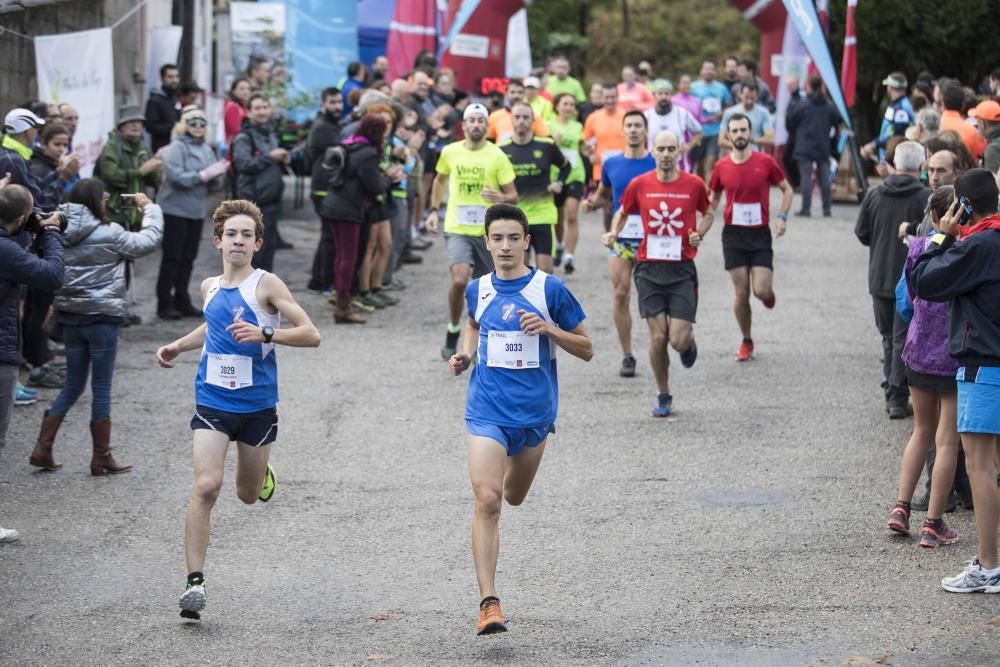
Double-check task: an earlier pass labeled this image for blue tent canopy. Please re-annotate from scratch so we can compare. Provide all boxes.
[357,0,394,66]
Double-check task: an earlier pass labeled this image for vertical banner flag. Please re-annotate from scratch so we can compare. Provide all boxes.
[841,0,858,108]
[440,0,523,94]
[144,26,184,107]
[773,15,810,146]
[34,27,115,178]
[780,0,852,130]
[386,0,438,81]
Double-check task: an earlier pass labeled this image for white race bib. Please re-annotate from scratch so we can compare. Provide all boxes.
[702,97,721,115]
[601,149,623,164]
[646,234,682,261]
[487,330,540,370]
[620,214,645,240]
[456,205,486,228]
[206,353,253,390]
[732,202,763,227]
[561,148,579,168]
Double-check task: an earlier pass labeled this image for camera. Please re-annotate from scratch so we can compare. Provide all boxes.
[24,209,68,234]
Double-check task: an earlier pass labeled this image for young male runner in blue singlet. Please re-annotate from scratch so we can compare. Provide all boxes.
[448,203,593,635]
[156,200,321,620]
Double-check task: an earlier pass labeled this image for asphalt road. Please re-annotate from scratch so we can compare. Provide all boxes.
[2,189,998,666]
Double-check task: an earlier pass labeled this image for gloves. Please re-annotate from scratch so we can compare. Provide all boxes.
[199,160,229,183]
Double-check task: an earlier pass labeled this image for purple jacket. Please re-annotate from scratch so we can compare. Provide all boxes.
[902,236,957,377]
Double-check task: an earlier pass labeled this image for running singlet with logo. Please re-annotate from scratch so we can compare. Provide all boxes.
[437,141,516,237]
[619,170,709,262]
[464,269,586,427]
[196,269,281,412]
[545,118,586,185]
[601,153,656,241]
[709,151,785,228]
[501,137,569,226]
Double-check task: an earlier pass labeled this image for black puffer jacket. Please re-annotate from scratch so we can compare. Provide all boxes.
[0,226,64,365]
[318,139,389,223]
[231,122,284,206]
[788,92,839,162]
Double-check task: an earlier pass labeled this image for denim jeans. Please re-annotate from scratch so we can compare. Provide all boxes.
[0,363,17,460]
[49,322,119,421]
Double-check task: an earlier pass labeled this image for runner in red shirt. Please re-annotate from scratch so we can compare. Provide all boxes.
[604,130,714,417]
[708,113,794,361]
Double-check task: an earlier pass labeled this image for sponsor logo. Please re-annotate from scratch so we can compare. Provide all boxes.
[501,302,516,321]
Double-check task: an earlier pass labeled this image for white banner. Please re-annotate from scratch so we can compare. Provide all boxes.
[34,27,115,179]
[144,26,183,104]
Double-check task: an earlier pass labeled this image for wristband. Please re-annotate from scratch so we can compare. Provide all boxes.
[778,212,788,222]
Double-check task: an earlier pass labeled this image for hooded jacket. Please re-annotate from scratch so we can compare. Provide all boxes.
[158,132,224,219]
[318,139,390,223]
[912,225,1000,366]
[0,226,64,366]
[787,92,839,162]
[231,121,284,207]
[97,131,162,229]
[54,202,163,319]
[145,86,182,153]
[854,174,931,298]
[0,134,65,211]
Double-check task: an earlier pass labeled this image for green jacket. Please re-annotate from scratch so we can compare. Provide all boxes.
[97,131,162,229]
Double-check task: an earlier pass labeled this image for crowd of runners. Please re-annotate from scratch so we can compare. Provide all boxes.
[2,51,1000,637]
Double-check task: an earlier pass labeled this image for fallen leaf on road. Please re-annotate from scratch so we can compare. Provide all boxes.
[844,657,891,665]
[988,618,1000,627]
[369,613,401,621]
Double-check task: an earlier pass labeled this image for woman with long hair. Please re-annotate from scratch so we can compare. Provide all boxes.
[224,78,252,146]
[547,93,585,273]
[29,178,163,475]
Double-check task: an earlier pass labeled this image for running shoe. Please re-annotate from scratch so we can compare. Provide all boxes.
[476,597,507,636]
[919,519,959,548]
[442,330,460,360]
[887,503,910,535]
[651,392,672,418]
[564,257,575,274]
[554,245,564,267]
[351,297,377,313]
[179,581,207,619]
[0,526,19,543]
[28,366,63,389]
[761,291,776,309]
[619,354,636,378]
[258,464,276,502]
[736,340,754,362]
[941,558,1000,593]
[680,340,698,368]
[373,291,400,307]
[358,294,386,310]
[15,383,37,406]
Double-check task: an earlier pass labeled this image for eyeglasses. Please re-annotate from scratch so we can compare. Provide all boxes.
[187,119,207,128]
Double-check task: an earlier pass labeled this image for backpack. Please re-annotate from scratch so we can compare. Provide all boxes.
[316,145,348,191]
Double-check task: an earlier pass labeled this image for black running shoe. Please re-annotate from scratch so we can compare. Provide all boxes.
[680,340,698,368]
[620,355,636,377]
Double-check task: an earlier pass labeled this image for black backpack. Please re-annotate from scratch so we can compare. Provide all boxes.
[316,145,348,191]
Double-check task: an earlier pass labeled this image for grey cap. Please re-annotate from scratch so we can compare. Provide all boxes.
[116,104,146,127]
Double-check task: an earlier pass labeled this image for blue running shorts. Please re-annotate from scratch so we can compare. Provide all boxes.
[466,419,555,456]
[956,366,1000,435]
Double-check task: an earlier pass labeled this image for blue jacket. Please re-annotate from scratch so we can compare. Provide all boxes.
[876,96,914,158]
[0,226,65,366]
[0,136,66,212]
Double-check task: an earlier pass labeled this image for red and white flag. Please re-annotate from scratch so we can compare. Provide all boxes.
[841,0,858,108]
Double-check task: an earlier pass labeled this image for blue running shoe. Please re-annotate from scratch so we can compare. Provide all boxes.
[651,392,672,418]
[941,558,1000,593]
[15,383,37,406]
[680,340,698,368]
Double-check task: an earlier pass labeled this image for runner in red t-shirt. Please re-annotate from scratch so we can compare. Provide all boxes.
[708,113,794,361]
[604,130,714,417]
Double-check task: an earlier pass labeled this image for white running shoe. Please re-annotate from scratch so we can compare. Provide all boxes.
[0,526,19,543]
[941,558,1000,593]
[179,583,207,618]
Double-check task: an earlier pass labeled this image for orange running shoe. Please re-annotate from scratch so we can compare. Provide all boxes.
[736,339,754,362]
[476,597,507,636]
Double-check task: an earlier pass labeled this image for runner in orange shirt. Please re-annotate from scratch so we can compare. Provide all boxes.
[487,79,549,144]
[582,84,626,231]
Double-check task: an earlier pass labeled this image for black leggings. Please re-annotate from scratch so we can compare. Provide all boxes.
[157,214,204,309]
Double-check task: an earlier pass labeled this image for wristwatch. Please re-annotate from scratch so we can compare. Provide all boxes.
[261,326,274,344]
[778,212,788,221]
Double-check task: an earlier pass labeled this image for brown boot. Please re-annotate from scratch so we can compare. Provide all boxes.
[333,295,367,324]
[89,418,132,476]
[29,411,64,471]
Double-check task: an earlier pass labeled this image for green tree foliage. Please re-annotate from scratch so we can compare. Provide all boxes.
[527,0,758,83]
[826,0,1000,142]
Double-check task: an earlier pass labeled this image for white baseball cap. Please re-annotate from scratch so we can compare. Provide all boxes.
[523,76,541,89]
[463,103,489,120]
[4,108,45,134]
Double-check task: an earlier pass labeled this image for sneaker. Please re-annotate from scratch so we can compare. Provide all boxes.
[919,519,959,548]
[382,278,407,291]
[0,526,19,543]
[619,354,636,377]
[178,581,207,619]
[351,297,376,313]
[157,308,183,320]
[28,366,63,389]
[372,291,400,307]
[795,209,811,217]
[409,237,433,251]
[735,340,754,362]
[358,294,386,310]
[442,330,460,360]
[564,257,575,274]
[554,245,564,267]
[680,340,698,368]
[14,383,37,406]
[941,558,1000,593]
[888,403,913,420]
[887,503,910,535]
[258,464,276,502]
[651,392,672,418]
[326,289,338,305]
[476,597,507,636]
[398,251,423,264]
[761,291,775,309]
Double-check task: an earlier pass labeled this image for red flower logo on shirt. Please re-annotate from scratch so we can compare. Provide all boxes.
[648,202,684,236]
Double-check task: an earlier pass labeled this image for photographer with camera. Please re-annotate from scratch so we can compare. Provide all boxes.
[29,179,162,476]
[911,168,1000,594]
[0,183,65,543]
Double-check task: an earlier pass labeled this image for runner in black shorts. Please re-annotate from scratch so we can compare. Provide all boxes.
[605,130,714,417]
[708,113,793,361]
